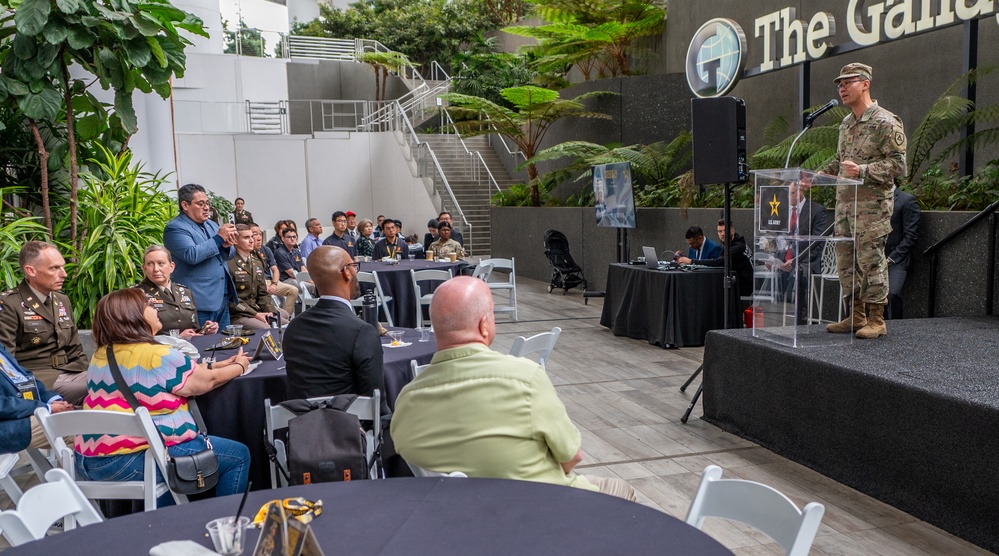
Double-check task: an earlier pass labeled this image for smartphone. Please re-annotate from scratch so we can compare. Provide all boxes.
[227,212,235,225]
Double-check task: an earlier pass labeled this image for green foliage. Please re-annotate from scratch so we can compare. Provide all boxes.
[491,183,537,206]
[906,68,999,182]
[357,50,412,101]
[451,36,535,108]
[444,86,614,205]
[206,190,234,223]
[0,201,49,288]
[54,145,176,327]
[907,162,999,211]
[750,104,845,171]
[292,0,493,71]
[504,0,666,79]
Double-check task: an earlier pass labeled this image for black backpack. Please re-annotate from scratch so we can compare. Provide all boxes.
[279,396,373,484]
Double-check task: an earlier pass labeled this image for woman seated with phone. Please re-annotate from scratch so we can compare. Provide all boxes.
[136,245,219,338]
[74,288,251,505]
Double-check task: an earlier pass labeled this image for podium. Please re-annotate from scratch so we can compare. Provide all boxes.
[749,168,860,347]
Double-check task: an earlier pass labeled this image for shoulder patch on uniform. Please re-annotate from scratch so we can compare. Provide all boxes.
[0,289,14,297]
[894,131,904,146]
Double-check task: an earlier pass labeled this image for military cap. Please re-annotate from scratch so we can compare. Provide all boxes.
[834,63,872,83]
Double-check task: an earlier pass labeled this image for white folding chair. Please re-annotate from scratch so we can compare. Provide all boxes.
[0,452,25,504]
[686,465,825,556]
[509,327,561,371]
[296,270,318,310]
[350,271,395,327]
[407,464,467,478]
[0,468,102,546]
[481,257,517,320]
[471,262,495,282]
[411,269,453,329]
[410,359,429,379]
[264,390,382,488]
[753,251,781,303]
[809,241,847,325]
[35,406,186,515]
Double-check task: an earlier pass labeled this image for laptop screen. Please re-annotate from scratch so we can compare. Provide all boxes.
[642,246,659,269]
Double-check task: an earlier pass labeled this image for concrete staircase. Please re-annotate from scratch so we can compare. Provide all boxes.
[416,133,519,257]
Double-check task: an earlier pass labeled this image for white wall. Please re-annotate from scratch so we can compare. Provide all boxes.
[175,132,437,235]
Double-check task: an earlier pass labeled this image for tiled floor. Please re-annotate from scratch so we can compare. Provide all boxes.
[1,276,990,554]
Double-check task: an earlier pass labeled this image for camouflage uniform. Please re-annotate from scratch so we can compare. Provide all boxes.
[823,102,907,305]
[428,238,465,260]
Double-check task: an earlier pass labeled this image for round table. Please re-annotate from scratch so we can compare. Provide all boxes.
[16,478,734,555]
[191,329,436,489]
[359,259,467,327]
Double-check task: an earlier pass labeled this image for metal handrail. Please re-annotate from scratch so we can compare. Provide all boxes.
[429,61,450,81]
[441,109,502,196]
[390,102,474,254]
[488,127,528,163]
[922,198,999,317]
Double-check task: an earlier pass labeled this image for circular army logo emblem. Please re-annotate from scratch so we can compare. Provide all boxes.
[686,18,748,98]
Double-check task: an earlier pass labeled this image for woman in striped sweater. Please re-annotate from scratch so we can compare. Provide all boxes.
[74,288,251,504]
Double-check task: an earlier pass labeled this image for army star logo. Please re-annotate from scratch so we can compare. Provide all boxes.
[769,194,781,216]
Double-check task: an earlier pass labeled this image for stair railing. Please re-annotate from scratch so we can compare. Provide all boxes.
[922,198,999,316]
[440,109,502,197]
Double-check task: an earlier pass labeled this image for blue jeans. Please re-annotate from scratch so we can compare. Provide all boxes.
[76,435,250,506]
[198,306,231,330]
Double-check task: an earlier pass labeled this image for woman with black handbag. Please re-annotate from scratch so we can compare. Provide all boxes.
[74,288,251,504]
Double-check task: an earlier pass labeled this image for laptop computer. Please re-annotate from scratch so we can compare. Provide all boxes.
[642,246,661,269]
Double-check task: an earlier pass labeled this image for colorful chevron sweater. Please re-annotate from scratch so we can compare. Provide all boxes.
[75,343,198,456]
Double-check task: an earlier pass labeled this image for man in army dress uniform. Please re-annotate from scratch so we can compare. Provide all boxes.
[0,242,88,405]
[137,245,220,338]
[822,63,907,339]
[227,225,289,330]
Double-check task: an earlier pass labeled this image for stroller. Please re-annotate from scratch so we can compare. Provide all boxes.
[543,229,588,294]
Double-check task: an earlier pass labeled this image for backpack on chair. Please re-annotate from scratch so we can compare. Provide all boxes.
[280,396,371,484]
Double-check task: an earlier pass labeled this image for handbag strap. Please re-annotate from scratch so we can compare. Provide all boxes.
[105,344,210,439]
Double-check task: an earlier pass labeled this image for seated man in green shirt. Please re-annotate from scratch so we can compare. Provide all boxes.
[391,276,635,500]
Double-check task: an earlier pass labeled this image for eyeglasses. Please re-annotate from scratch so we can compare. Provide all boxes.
[340,262,361,272]
[334,219,347,224]
[189,200,211,208]
[284,234,298,240]
[836,78,864,90]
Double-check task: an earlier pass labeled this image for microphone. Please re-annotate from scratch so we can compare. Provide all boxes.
[804,99,839,127]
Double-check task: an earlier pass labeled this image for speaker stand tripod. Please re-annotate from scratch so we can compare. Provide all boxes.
[680,182,737,424]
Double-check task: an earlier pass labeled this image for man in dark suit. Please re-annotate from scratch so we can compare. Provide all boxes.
[886,188,920,319]
[163,183,238,329]
[777,181,829,321]
[283,246,384,402]
[0,343,73,454]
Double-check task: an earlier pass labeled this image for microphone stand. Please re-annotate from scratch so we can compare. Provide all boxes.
[785,118,817,168]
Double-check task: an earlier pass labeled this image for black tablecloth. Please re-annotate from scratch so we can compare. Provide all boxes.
[191,329,436,489]
[600,264,739,348]
[359,259,467,327]
[17,478,733,555]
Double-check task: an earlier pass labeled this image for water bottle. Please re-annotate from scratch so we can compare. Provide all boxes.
[362,291,379,330]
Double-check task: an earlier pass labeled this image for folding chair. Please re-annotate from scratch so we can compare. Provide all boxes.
[686,465,825,556]
[296,270,318,310]
[0,452,25,504]
[350,271,395,326]
[0,468,102,546]
[509,327,562,371]
[410,359,429,379]
[35,406,186,516]
[809,241,846,325]
[264,390,382,488]
[480,257,517,320]
[471,262,495,282]
[411,269,453,329]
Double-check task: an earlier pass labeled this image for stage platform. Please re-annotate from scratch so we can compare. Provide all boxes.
[701,317,999,553]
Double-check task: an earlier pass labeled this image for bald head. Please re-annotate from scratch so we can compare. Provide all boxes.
[307,246,357,299]
[430,276,495,349]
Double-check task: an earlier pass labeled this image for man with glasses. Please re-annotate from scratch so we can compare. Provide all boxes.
[164,183,239,330]
[275,227,306,284]
[323,211,357,259]
[283,246,384,403]
[250,224,299,316]
[823,63,907,339]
